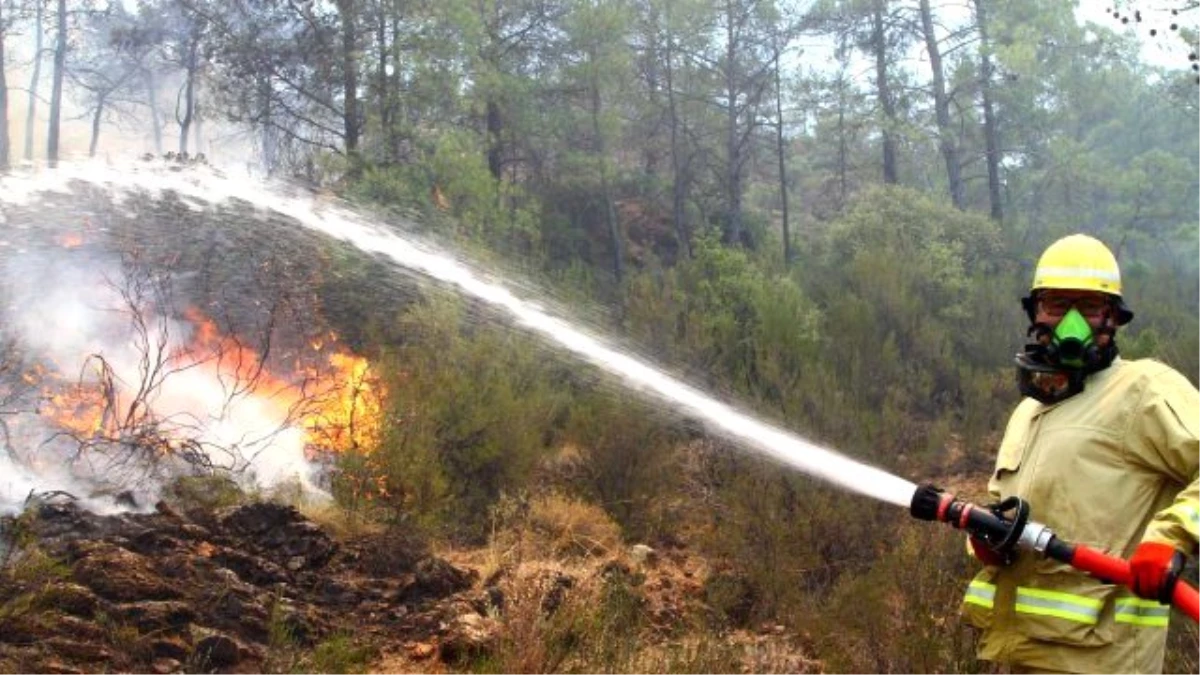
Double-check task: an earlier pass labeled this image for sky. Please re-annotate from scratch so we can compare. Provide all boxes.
[1076,1,1199,68]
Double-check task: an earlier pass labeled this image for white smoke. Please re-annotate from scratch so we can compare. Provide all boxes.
[0,249,145,514]
[0,221,327,516]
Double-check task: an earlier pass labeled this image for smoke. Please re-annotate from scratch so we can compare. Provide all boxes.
[2,161,917,520]
[0,249,139,514]
[4,250,134,369]
[0,210,326,516]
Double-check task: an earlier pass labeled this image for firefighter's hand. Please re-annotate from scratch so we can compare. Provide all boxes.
[969,536,1010,567]
[1129,541,1184,603]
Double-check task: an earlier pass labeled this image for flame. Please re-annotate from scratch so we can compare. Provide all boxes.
[53,216,96,248]
[174,307,299,413]
[33,307,384,463]
[41,380,109,438]
[299,351,383,456]
[174,307,384,456]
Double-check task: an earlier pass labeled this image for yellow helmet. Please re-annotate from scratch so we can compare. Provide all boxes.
[1031,234,1123,295]
[1023,234,1134,325]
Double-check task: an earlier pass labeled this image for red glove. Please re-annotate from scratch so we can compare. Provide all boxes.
[970,536,1009,567]
[1129,541,1184,602]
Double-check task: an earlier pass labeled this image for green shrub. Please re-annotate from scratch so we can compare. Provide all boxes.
[306,633,376,674]
[341,294,569,542]
[161,475,247,513]
[803,524,981,673]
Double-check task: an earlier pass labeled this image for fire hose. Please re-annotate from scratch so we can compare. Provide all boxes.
[910,484,1199,622]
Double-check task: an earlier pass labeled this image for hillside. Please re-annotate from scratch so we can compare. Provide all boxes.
[0,485,821,674]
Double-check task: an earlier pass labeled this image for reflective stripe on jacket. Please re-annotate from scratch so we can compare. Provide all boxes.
[967,579,1170,626]
[963,358,1199,674]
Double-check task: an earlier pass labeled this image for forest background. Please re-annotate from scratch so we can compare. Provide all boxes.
[0,0,1197,671]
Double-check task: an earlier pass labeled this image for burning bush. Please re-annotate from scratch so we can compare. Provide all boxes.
[1,243,384,511]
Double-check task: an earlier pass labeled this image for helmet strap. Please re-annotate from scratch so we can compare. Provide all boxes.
[1021,294,1038,323]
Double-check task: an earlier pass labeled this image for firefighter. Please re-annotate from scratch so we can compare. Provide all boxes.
[962,234,1199,673]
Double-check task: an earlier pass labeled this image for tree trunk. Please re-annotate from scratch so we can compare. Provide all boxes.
[47,0,67,165]
[837,80,848,205]
[724,0,743,245]
[89,95,106,157]
[590,61,622,283]
[0,1,9,170]
[974,0,1003,221]
[178,36,197,154]
[871,0,897,184]
[337,0,360,161]
[835,34,850,207]
[259,74,275,172]
[375,5,392,163]
[389,7,403,162]
[145,70,162,154]
[664,20,690,259]
[486,99,503,180]
[919,0,963,208]
[25,0,43,161]
[640,5,662,177]
[773,35,790,264]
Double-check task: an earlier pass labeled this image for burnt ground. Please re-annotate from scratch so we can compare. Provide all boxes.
[0,495,820,674]
[0,497,479,674]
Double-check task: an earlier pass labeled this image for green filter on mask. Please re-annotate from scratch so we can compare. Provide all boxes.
[1052,308,1095,368]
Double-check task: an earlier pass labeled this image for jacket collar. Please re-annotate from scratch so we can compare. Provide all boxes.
[1028,357,1125,417]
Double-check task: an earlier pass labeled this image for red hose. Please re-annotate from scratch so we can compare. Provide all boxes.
[1073,545,1199,622]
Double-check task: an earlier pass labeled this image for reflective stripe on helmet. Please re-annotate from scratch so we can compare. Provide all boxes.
[1034,266,1121,284]
[964,580,996,608]
[1114,597,1170,627]
[1014,587,1103,624]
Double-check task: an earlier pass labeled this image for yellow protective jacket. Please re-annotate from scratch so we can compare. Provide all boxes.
[963,358,1199,674]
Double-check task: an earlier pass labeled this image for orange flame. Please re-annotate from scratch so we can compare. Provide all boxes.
[55,233,85,248]
[53,217,96,249]
[34,307,384,458]
[175,307,383,456]
[41,382,109,438]
[299,351,383,455]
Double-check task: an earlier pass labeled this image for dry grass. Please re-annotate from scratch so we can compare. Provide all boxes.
[479,564,816,674]
[484,568,599,673]
[376,490,829,675]
[299,501,388,541]
[468,492,623,585]
[527,493,623,559]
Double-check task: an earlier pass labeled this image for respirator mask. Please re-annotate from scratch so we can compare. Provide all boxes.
[1015,307,1117,405]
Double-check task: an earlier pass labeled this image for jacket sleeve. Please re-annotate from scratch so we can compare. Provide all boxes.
[1129,367,1199,553]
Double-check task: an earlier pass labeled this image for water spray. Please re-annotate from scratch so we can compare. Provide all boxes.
[1,162,1194,624]
[910,484,1199,621]
[0,161,915,508]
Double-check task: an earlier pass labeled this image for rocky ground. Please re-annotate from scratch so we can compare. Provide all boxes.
[0,495,817,674]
